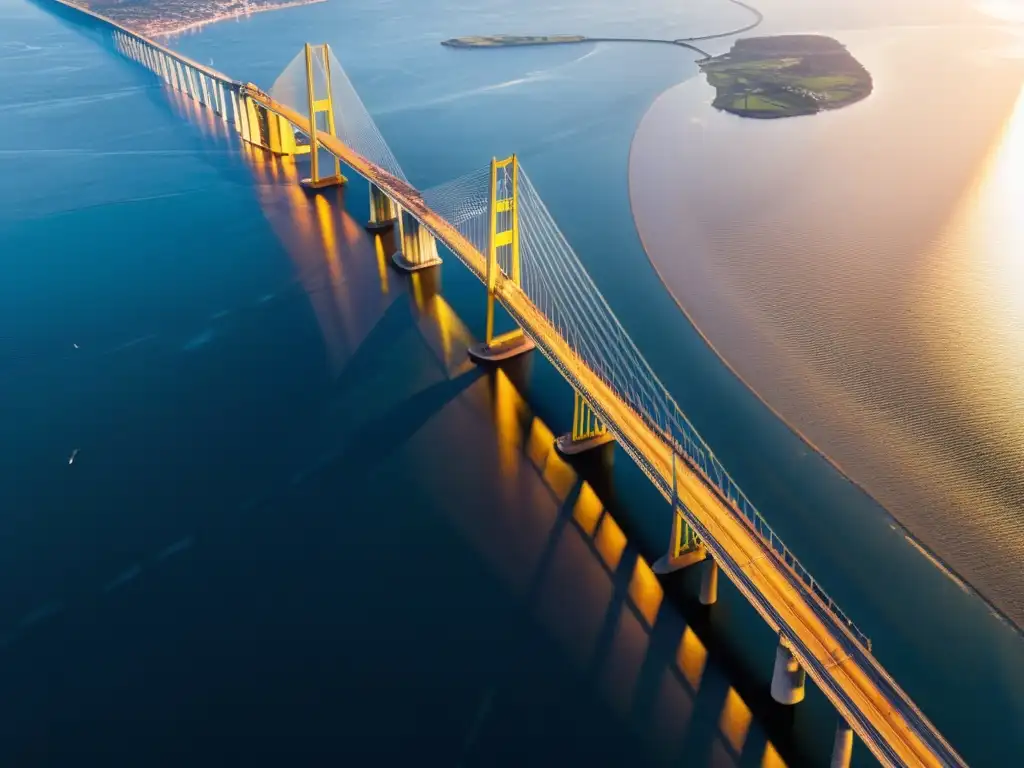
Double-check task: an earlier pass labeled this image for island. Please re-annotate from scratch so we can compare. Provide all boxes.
[442,35,586,48]
[699,35,872,118]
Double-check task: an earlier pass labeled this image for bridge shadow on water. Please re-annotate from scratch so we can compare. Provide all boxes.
[0,49,824,767]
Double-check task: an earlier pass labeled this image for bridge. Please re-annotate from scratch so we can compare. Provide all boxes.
[48,3,968,766]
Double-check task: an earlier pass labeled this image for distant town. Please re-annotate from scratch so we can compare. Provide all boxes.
[72,0,324,37]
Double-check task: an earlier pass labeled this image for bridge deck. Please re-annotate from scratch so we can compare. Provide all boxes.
[252,93,964,768]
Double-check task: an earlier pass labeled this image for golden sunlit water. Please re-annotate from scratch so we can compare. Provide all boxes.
[630,22,1024,625]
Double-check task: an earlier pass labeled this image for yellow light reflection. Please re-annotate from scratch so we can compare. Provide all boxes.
[429,294,477,377]
[492,368,523,493]
[572,482,603,535]
[913,77,1024,543]
[278,158,317,240]
[409,271,425,312]
[373,235,389,295]
[313,195,341,286]
[719,687,753,755]
[761,741,788,768]
[254,156,349,375]
[526,416,557,470]
[593,512,626,572]
[959,82,1024,388]
[627,555,663,628]
[337,204,366,251]
[540,450,577,503]
[433,298,452,366]
[676,626,707,690]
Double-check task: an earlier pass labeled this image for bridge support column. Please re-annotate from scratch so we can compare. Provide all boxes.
[165,56,177,89]
[230,88,241,133]
[365,183,398,231]
[174,61,187,94]
[234,92,249,141]
[652,508,706,574]
[770,636,806,705]
[264,109,297,155]
[653,453,708,575]
[392,208,442,272]
[556,390,614,455]
[184,65,198,100]
[199,73,212,108]
[164,56,176,89]
[217,82,228,122]
[830,718,854,768]
[469,154,535,364]
[699,558,718,605]
[246,97,265,146]
[300,42,346,190]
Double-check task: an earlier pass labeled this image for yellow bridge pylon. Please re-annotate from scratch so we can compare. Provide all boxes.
[555,389,615,456]
[468,154,535,363]
[300,42,346,190]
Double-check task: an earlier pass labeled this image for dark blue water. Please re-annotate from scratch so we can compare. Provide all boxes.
[2,0,1022,765]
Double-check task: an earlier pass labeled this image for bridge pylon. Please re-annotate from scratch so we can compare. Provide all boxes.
[299,43,346,190]
[468,154,536,363]
[653,453,708,577]
[555,390,615,455]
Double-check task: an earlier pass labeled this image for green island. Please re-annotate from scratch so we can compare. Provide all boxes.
[699,35,872,118]
[442,34,586,48]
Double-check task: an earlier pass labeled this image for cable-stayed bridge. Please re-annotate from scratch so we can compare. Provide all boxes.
[47,3,968,766]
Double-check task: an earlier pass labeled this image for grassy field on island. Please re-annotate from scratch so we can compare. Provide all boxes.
[700,35,873,118]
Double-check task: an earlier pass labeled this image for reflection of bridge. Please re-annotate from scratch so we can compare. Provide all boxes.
[50,3,967,766]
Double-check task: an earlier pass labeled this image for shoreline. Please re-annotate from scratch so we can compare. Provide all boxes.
[624,81,1024,640]
[679,0,764,42]
[143,0,326,39]
[442,0,764,60]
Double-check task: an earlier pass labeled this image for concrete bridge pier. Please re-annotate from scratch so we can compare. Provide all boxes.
[233,95,298,157]
[217,82,228,122]
[264,110,297,155]
[163,55,178,91]
[770,635,806,705]
[699,558,718,605]
[229,88,242,133]
[201,74,216,110]
[830,718,854,768]
[174,61,187,95]
[652,508,706,575]
[365,183,398,231]
[467,330,536,363]
[392,208,442,272]
[234,92,250,143]
[555,391,614,456]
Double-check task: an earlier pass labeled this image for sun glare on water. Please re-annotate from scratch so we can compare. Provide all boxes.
[979,0,1024,23]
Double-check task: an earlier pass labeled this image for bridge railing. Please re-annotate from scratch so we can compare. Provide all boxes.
[665,412,872,651]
